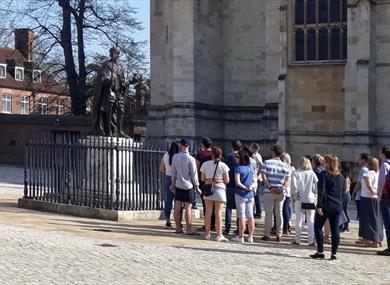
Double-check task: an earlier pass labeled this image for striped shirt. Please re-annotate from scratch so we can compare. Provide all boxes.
[261,158,290,193]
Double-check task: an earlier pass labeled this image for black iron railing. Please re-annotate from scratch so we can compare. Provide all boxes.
[24,135,165,211]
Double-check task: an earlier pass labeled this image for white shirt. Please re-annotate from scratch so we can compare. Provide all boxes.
[200,160,230,189]
[285,167,295,197]
[361,170,379,198]
[162,152,173,176]
[253,152,263,181]
[291,169,318,204]
[356,166,369,200]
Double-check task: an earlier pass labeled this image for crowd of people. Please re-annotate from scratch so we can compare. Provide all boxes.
[159,137,390,260]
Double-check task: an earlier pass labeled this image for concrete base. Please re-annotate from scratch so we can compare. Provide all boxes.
[18,198,201,221]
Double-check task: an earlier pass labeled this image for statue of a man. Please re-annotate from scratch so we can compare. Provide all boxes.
[92,47,129,137]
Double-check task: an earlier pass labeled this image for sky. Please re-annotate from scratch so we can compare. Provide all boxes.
[131,0,150,70]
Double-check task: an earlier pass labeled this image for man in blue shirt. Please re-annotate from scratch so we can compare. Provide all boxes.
[223,140,242,235]
[261,145,290,242]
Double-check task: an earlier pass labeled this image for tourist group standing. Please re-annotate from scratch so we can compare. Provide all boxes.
[160,138,390,259]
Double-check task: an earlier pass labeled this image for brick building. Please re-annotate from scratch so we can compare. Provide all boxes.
[0,29,69,116]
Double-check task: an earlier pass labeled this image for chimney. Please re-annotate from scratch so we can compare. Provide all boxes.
[15,28,34,62]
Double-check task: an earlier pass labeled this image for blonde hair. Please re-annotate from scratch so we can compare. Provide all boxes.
[298,157,312,170]
[367,157,380,172]
[281,152,292,167]
[324,154,340,176]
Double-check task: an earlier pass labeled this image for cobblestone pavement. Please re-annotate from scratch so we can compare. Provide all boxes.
[1,222,389,285]
[0,165,389,284]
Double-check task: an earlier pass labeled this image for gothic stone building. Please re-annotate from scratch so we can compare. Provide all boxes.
[148,0,389,162]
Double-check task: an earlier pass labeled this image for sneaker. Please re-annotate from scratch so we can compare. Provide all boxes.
[165,222,173,229]
[247,236,254,243]
[205,233,211,240]
[261,235,271,241]
[216,235,229,242]
[232,236,245,243]
[377,249,390,256]
[310,252,325,259]
[330,255,337,260]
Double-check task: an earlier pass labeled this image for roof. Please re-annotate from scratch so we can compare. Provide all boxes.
[0,47,69,96]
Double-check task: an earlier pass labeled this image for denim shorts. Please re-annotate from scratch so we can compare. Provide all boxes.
[235,194,254,219]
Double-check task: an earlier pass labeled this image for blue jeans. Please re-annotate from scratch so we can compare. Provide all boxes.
[164,175,174,219]
[314,210,341,255]
[380,198,390,250]
[254,183,262,217]
[225,186,236,230]
[283,197,292,230]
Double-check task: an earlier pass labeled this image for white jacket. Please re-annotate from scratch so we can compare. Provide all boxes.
[291,169,318,204]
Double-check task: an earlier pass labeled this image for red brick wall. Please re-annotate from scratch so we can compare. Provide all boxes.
[0,87,71,115]
[0,115,92,165]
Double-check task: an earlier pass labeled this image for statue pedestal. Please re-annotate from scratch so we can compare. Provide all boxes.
[80,136,140,208]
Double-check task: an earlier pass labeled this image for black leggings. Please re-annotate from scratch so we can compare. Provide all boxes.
[314,210,341,255]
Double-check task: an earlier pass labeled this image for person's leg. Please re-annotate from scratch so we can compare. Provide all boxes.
[314,211,327,253]
[380,199,390,250]
[224,187,234,233]
[204,199,214,235]
[356,199,360,220]
[324,219,331,241]
[306,209,316,244]
[263,193,273,237]
[246,198,255,238]
[164,176,174,222]
[211,204,216,230]
[174,200,182,232]
[328,212,341,255]
[283,197,291,231]
[294,200,303,243]
[235,195,246,238]
[214,202,224,237]
[275,194,285,238]
[254,184,261,217]
[184,202,193,232]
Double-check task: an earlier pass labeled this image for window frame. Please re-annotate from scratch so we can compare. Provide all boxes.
[55,99,64,115]
[21,96,30,115]
[32,70,42,83]
[15,67,24,81]
[2,93,12,114]
[38,98,48,115]
[0,64,7,79]
[289,0,347,65]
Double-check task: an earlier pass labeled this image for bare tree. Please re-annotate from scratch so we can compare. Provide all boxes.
[2,0,146,115]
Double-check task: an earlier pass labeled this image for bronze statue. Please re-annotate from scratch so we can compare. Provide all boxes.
[92,47,129,137]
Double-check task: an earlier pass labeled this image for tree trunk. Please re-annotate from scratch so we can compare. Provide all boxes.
[59,0,85,115]
[75,0,87,115]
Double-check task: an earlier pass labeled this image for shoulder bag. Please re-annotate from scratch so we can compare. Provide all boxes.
[202,162,219,197]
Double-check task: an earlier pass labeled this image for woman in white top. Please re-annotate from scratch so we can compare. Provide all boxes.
[356,157,383,247]
[200,147,230,242]
[291,157,318,245]
[160,142,180,229]
[281,153,295,235]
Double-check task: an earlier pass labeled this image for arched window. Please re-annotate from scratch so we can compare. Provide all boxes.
[307,29,316,61]
[295,29,305,61]
[319,28,329,60]
[330,28,341,60]
[295,0,304,25]
[293,0,347,62]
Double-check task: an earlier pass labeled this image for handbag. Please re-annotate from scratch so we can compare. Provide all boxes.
[202,161,219,197]
[301,202,316,210]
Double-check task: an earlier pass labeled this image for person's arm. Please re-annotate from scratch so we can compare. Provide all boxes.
[378,164,387,198]
[196,159,201,171]
[159,158,166,174]
[223,168,230,185]
[316,172,326,215]
[171,159,177,189]
[189,158,201,195]
[200,171,206,182]
[352,181,362,200]
[261,162,270,188]
[235,172,250,191]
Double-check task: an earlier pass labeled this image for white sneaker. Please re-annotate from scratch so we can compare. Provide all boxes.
[231,236,245,243]
[216,235,229,242]
[205,233,211,240]
[247,236,254,243]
